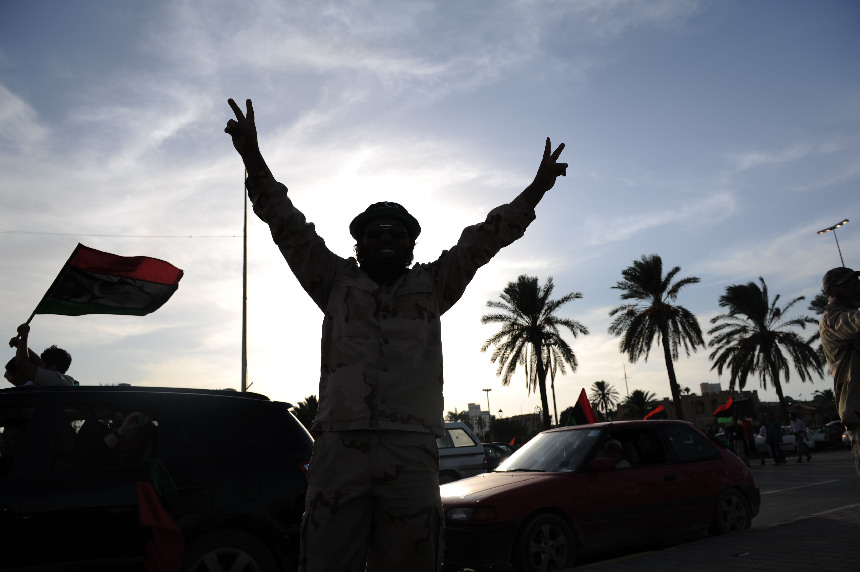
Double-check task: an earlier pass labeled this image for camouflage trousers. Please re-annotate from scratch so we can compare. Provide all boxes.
[299,430,444,572]
[848,426,860,477]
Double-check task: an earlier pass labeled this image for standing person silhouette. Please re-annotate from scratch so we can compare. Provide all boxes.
[819,267,860,475]
[225,98,569,572]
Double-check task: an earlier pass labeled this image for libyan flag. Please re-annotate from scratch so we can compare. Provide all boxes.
[33,244,184,317]
[644,404,668,420]
[568,389,598,425]
[713,396,733,416]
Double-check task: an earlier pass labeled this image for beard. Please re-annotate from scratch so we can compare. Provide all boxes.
[356,243,413,285]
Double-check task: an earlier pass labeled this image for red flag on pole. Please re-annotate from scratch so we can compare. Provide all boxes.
[713,396,733,416]
[644,404,667,420]
[568,389,598,425]
[137,482,184,572]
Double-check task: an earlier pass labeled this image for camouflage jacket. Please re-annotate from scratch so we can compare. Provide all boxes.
[820,302,860,425]
[246,171,535,436]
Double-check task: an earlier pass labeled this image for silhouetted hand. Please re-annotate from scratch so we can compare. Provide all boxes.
[118,411,149,437]
[225,98,264,171]
[531,137,567,193]
[9,324,29,348]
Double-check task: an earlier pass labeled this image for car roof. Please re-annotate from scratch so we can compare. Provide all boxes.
[543,419,693,433]
[0,385,281,403]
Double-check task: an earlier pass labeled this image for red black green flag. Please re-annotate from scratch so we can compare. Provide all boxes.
[713,396,733,416]
[33,244,184,317]
[644,404,668,420]
[568,389,598,425]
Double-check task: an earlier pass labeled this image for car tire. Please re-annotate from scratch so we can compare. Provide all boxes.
[709,488,751,536]
[512,513,575,572]
[439,471,458,485]
[182,529,280,572]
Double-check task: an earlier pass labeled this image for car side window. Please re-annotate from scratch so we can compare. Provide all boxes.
[0,406,34,477]
[53,401,160,472]
[664,424,719,463]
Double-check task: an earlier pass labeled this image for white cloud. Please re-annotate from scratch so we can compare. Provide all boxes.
[0,84,48,154]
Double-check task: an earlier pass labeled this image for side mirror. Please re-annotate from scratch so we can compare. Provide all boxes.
[591,457,616,472]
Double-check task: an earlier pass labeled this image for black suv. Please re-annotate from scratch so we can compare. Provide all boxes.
[0,385,313,571]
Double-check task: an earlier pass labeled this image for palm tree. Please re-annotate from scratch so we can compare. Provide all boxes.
[589,380,620,421]
[814,388,835,404]
[708,277,823,423]
[482,275,589,430]
[807,292,828,362]
[558,406,576,426]
[608,254,705,420]
[621,389,657,420]
[445,409,473,429]
[474,415,486,438]
[290,395,319,431]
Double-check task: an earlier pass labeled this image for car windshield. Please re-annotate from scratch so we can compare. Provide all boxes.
[496,428,601,473]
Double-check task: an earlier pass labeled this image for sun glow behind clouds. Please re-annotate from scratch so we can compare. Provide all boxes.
[1,0,858,418]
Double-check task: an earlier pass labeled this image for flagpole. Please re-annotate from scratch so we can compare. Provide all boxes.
[241,170,248,392]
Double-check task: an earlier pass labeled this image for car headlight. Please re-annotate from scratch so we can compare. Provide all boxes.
[445,506,497,523]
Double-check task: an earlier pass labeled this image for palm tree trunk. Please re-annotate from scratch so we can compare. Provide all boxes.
[550,377,559,426]
[660,327,685,420]
[773,376,790,424]
[533,341,552,430]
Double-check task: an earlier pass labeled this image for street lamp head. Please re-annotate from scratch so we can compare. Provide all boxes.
[817,218,850,235]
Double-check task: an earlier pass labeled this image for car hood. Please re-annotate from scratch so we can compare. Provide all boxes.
[440,471,556,502]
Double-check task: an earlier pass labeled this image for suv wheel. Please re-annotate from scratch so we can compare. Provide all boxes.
[183,529,278,572]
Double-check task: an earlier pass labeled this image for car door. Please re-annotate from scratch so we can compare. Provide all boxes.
[581,427,686,548]
[0,398,43,569]
[661,423,725,531]
[17,393,160,569]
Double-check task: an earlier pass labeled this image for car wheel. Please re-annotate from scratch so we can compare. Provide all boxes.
[709,489,751,536]
[512,513,575,572]
[182,529,279,572]
[439,471,457,485]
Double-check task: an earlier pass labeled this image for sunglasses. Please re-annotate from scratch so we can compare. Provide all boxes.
[364,224,408,240]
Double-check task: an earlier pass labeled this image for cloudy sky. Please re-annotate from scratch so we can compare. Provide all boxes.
[2,0,858,421]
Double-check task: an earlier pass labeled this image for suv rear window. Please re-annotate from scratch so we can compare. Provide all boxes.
[438,428,477,449]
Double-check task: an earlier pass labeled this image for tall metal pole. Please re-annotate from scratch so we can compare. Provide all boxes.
[817,219,849,266]
[832,230,845,266]
[483,388,492,414]
[241,171,248,392]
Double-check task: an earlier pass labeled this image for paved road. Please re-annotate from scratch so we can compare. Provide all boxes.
[578,502,860,571]
[751,446,860,527]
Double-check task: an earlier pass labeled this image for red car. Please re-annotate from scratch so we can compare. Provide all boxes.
[441,420,760,572]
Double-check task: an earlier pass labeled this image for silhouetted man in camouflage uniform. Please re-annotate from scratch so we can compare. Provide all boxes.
[225,98,568,572]
[819,267,860,476]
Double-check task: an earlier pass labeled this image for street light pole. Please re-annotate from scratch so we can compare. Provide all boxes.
[483,388,492,415]
[817,219,849,266]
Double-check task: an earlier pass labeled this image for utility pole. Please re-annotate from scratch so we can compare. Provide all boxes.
[622,363,630,398]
